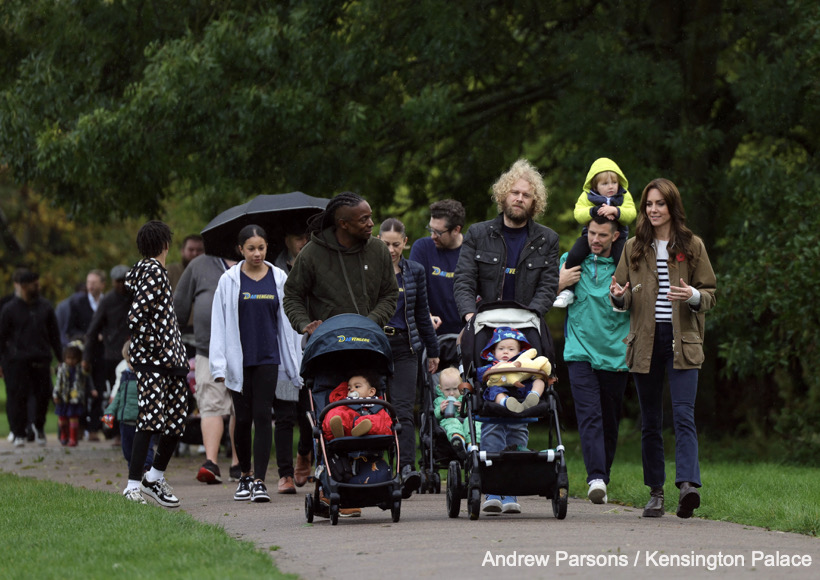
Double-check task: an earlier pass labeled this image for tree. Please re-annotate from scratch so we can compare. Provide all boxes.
[2,0,819,446]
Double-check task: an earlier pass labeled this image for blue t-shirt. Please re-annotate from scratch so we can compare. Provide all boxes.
[386,270,407,330]
[408,237,461,335]
[238,268,281,367]
[501,224,527,302]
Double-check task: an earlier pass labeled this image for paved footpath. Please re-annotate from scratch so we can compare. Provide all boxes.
[2,440,818,579]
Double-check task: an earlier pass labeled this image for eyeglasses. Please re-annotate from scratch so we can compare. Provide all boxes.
[426,225,452,237]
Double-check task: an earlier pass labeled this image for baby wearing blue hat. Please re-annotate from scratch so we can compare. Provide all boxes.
[477,327,545,412]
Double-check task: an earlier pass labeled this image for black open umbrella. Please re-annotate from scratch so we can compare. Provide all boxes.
[201,192,328,260]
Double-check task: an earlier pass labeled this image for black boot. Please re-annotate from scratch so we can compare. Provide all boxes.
[642,487,664,517]
[676,482,701,519]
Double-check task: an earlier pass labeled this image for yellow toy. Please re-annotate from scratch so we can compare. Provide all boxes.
[484,348,552,387]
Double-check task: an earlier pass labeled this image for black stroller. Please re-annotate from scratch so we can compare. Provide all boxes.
[301,314,404,525]
[446,301,569,520]
[418,332,464,494]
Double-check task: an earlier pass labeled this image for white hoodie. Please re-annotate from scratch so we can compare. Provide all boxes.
[209,260,302,393]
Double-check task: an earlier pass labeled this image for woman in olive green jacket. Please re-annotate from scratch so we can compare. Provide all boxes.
[610,178,716,521]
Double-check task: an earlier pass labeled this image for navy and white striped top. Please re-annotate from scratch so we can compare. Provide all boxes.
[654,241,672,322]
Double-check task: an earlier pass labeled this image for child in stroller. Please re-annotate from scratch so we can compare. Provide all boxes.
[323,371,393,440]
[445,301,568,520]
[432,367,480,462]
[301,314,405,525]
[477,327,548,413]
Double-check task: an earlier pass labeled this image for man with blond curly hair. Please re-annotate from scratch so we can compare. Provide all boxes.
[455,158,559,323]
[454,158,560,516]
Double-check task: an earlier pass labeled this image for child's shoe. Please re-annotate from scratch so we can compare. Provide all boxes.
[451,436,467,462]
[552,289,575,308]
[504,397,524,413]
[521,392,541,410]
[329,415,345,439]
[482,494,502,514]
[351,418,372,437]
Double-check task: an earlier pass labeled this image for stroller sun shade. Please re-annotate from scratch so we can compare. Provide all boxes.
[300,314,394,379]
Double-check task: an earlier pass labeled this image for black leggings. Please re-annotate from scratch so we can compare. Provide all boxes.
[231,364,297,481]
[128,430,179,481]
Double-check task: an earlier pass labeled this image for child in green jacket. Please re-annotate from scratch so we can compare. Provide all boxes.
[433,367,480,461]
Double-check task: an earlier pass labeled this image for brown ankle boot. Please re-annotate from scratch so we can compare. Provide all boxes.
[642,487,664,517]
[294,452,312,487]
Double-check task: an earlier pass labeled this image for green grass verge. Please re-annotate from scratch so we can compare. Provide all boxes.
[0,472,295,580]
[528,420,820,536]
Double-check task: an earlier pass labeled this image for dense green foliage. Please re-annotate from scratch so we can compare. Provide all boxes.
[1,1,819,455]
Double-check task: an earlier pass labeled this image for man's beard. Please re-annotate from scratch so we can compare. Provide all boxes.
[504,204,530,226]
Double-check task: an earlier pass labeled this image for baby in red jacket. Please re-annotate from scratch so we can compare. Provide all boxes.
[322,372,393,441]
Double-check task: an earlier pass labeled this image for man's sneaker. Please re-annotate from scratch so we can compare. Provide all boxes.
[229,464,241,482]
[34,427,46,446]
[140,477,180,508]
[123,488,147,504]
[12,436,25,447]
[196,460,222,485]
[6,432,14,443]
[234,475,253,501]
[251,480,271,503]
[588,479,607,504]
[552,289,575,308]
[501,496,521,514]
[482,494,502,514]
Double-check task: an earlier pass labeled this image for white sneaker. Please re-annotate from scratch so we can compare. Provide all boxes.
[482,494,502,513]
[501,496,521,514]
[123,488,147,504]
[588,479,607,504]
[13,436,25,447]
[7,433,15,442]
[553,289,575,308]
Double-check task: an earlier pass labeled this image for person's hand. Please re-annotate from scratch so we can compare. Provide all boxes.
[427,357,440,374]
[610,275,629,298]
[597,205,619,219]
[430,314,442,329]
[668,278,694,302]
[454,399,462,410]
[303,320,323,335]
[464,313,474,322]
[440,400,448,412]
[91,389,99,398]
[559,263,581,292]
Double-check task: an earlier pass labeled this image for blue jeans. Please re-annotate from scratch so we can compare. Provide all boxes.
[479,421,528,453]
[567,361,628,484]
[633,323,701,488]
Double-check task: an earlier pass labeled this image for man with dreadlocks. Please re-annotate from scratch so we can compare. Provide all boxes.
[283,192,411,508]
[121,220,190,507]
[283,191,397,337]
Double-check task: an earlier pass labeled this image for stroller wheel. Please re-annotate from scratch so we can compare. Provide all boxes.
[330,503,340,526]
[552,487,568,520]
[433,471,442,494]
[418,470,428,495]
[446,461,462,518]
[391,499,401,523]
[305,493,314,523]
[468,486,481,520]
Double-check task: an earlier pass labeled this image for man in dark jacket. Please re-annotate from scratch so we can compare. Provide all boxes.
[283,191,397,337]
[454,158,559,516]
[83,265,132,395]
[0,269,63,446]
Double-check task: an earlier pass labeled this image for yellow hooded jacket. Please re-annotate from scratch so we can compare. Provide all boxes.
[573,157,636,226]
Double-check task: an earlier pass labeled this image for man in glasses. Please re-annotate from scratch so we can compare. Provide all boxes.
[558,214,629,506]
[409,200,465,339]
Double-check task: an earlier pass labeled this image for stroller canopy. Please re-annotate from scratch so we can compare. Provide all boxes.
[301,314,394,379]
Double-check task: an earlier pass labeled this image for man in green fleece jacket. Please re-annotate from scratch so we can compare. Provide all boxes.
[283,191,397,337]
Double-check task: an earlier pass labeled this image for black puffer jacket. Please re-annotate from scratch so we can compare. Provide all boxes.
[454,214,559,319]
[397,258,440,357]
